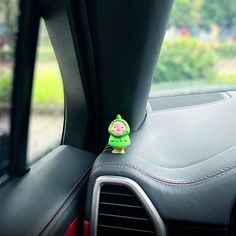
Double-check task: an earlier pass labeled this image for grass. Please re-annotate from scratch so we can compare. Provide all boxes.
[32,61,64,105]
[32,34,64,105]
[0,42,64,105]
[215,74,236,84]
[0,61,64,106]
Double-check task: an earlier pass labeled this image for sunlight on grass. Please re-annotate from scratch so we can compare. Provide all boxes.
[32,61,64,105]
[215,74,236,84]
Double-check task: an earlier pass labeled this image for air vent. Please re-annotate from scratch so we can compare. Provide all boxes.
[97,184,156,236]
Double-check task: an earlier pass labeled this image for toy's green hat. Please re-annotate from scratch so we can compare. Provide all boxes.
[108,114,130,135]
[116,114,122,119]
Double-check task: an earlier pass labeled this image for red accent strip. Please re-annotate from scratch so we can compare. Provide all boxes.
[83,220,90,236]
[64,216,80,236]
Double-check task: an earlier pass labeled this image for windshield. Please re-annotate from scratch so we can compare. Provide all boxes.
[150,0,236,97]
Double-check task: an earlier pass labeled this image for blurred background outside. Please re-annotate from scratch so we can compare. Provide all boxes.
[0,0,64,163]
[1,0,236,162]
[28,20,64,162]
[151,0,236,96]
[0,0,17,164]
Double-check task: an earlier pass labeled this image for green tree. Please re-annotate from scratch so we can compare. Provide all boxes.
[170,0,236,30]
[169,0,203,28]
[201,0,236,29]
[154,38,216,83]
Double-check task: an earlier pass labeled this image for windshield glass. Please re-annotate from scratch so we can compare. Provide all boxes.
[150,0,236,97]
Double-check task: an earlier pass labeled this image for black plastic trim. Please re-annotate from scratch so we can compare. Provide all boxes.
[10,0,40,176]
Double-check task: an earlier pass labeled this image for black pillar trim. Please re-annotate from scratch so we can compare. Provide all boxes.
[66,0,100,151]
[10,0,40,176]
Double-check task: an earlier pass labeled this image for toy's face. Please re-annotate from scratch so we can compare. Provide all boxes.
[111,121,126,136]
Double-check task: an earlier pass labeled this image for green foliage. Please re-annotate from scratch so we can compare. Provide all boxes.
[215,42,236,58]
[201,0,236,29]
[169,0,236,30]
[154,37,216,83]
[0,63,63,105]
[0,73,12,102]
[0,18,63,106]
[169,0,203,28]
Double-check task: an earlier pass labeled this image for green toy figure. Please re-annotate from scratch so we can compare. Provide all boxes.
[108,114,131,154]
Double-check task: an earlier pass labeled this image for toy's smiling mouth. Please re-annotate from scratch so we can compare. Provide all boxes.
[112,130,125,136]
[114,132,122,135]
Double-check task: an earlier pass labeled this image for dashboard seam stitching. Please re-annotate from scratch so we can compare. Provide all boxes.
[92,162,236,186]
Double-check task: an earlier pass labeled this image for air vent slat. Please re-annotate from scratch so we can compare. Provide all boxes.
[98,226,155,236]
[99,201,148,218]
[100,192,141,205]
[101,191,134,197]
[99,213,151,222]
[100,201,143,208]
[97,184,156,236]
[98,213,154,231]
[98,225,155,234]
[98,224,155,233]
[101,185,134,195]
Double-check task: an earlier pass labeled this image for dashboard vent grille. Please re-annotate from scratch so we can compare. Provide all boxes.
[97,184,156,236]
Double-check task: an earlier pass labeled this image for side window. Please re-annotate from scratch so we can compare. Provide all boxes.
[27,20,64,163]
[151,0,236,96]
[0,0,18,181]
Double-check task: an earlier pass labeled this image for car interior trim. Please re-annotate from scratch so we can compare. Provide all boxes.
[90,176,166,236]
[92,160,236,186]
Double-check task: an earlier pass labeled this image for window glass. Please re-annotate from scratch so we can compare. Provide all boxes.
[0,0,18,181]
[150,0,236,97]
[27,20,64,163]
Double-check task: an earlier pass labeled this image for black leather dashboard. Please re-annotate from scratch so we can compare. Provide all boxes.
[86,91,236,226]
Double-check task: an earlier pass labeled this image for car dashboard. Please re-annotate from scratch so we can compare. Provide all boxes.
[85,91,236,235]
